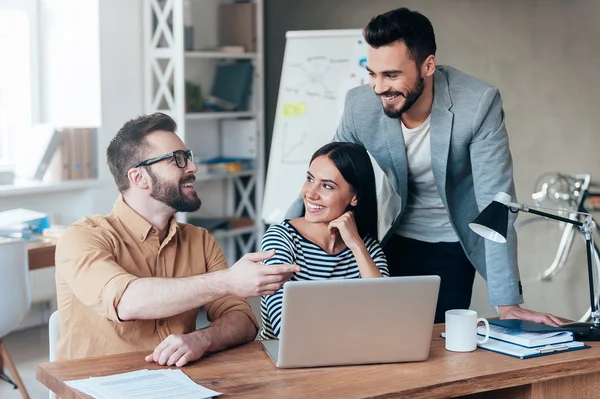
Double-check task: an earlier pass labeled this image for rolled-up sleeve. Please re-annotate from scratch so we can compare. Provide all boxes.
[201,233,258,328]
[55,224,138,322]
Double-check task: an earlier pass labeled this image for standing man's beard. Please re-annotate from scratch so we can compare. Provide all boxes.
[147,168,201,212]
[381,73,425,119]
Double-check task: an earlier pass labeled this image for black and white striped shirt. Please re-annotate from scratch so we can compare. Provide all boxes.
[258,220,389,340]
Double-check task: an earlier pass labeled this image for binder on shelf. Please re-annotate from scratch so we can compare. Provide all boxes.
[34,129,62,181]
[60,128,72,181]
[16,124,61,181]
[59,127,97,181]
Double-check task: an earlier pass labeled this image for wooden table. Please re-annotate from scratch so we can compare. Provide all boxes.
[36,324,600,399]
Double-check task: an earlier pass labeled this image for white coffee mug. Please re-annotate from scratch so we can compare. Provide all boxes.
[445,309,490,352]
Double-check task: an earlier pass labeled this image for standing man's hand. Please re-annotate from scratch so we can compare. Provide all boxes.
[498,305,563,327]
[225,250,300,297]
[145,331,209,367]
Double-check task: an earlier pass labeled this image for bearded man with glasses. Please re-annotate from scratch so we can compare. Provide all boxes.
[54,112,299,367]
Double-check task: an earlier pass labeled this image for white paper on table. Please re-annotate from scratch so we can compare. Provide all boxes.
[66,379,112,399]
[66,369,221,399]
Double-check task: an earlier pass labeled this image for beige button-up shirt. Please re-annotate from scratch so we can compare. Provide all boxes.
[55,196,257,360]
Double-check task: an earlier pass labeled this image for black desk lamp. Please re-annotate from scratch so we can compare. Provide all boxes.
[469,192,600,341]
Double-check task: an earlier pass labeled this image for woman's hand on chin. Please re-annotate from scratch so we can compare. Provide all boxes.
[328,212,363,251]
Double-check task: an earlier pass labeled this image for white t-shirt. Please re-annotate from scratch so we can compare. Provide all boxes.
[394,115,458,242]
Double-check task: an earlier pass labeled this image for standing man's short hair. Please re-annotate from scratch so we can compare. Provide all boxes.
[363,7,437,67]
[106,112,177,192]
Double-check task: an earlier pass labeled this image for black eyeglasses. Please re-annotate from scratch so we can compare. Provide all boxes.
[130,149,195,172]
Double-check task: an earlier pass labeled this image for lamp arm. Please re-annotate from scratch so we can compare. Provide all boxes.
[483,193,600,333]
[512,201,597,323]
[505,201,584,227]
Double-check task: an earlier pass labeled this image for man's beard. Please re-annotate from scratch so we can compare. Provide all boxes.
[147,168,201,213]
[380,73,425,119]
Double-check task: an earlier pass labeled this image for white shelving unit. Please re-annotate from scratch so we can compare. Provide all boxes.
[143,0,265,264]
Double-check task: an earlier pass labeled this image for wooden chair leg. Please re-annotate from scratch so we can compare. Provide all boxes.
[0,339,30,399]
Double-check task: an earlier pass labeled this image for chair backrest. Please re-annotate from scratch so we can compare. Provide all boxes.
[0,239,30,338]
[48,310,59,362]
[48,310,59,399]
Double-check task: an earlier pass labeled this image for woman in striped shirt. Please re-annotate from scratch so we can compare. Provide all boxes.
[258,142,389,340]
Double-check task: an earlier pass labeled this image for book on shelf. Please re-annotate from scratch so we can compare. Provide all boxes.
[477,319,573,348]
[60,127,97,181]
[34,129,62,181]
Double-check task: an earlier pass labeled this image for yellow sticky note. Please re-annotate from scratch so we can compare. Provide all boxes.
[282,102,306,117]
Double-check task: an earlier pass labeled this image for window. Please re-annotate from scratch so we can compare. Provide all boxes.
[0,0,38,169]
[0,9,32,166]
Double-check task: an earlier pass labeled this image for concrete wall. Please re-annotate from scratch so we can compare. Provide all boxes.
[264,0,600,318]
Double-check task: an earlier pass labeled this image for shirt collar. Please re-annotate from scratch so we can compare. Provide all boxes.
[113,196,179,242]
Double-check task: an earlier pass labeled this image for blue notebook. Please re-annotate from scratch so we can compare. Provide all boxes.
[489,319,570,333]
[482,320,574,348]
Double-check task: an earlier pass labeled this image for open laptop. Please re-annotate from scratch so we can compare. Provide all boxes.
[261,275,440,368]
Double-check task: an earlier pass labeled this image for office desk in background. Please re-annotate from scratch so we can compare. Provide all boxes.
[37,324,600,399]
[28,239,56,270]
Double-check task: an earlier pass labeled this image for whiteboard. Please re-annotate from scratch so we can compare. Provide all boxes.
[262,30,369,225]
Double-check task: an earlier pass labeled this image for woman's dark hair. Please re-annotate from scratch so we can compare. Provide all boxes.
[308,142,378,240]
[363,7,436,68]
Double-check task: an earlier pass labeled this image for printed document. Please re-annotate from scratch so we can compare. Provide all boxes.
[66,369,221,399]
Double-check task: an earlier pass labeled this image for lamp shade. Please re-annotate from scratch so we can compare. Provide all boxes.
[468,200,508,243]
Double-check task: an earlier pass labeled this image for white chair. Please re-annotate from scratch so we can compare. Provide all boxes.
[48,310,59,399]
[0,239,31,399]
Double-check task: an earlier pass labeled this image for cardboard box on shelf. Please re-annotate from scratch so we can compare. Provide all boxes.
[218,3,256,52]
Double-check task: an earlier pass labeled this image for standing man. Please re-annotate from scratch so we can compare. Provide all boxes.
[56,112,299,366]
[287,7,560,325]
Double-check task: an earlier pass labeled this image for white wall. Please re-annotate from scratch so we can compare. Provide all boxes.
[92,0,144,215]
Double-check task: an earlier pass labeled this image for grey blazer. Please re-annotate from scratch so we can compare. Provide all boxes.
[286,65,522,306]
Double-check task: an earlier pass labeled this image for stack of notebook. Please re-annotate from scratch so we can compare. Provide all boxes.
[477,320,589,359]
